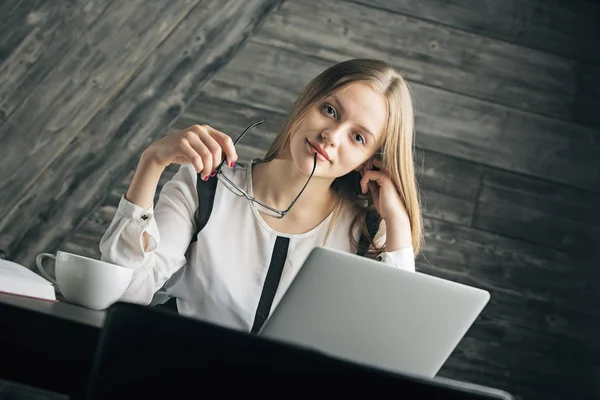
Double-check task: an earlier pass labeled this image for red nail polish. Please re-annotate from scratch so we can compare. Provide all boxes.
[209,172,216,177]
[204,176,209,181]
[230,161,235,168]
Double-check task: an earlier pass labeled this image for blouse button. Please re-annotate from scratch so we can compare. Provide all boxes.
[141,214,149,221]
[375,255,382,261]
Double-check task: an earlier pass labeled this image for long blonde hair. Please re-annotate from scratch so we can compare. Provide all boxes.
[264,59,423,256]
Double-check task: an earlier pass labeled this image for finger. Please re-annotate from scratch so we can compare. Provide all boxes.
[369,181,380,204]
[197,128,222,174]
[186,133,213,180]
[205,125,238,167]
[360,170,387,194]
[179,138,203,173]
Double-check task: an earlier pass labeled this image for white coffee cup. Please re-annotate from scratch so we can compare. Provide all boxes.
[36,250,133,310]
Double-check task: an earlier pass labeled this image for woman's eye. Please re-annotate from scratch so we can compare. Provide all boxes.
[354,133,365,145]
[323,104,336,118]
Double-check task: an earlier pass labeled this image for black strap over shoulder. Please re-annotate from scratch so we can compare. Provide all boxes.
[189,174,218,244]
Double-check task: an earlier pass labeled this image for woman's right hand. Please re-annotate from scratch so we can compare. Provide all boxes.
[144,124,238,181]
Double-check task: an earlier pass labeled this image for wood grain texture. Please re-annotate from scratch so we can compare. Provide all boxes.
[203,40,600,191]
[575,61,600,130]
[0,0,110,129]
[253,0,577,120]
[2,0,281,269]
[420,217,600,400]
[0,0,44,62]
[414,150,482,225]
[415,85,600,192]
[419,218,599,312]
[474,169,600,257]
[0,0,198,226]
[350,0,600,62]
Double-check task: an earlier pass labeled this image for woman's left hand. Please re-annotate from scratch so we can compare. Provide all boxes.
[359,158,409,224]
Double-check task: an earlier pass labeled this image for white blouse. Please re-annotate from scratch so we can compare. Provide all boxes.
[99,162,415,332]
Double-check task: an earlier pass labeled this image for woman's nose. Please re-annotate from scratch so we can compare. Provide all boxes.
[320,125,345,146]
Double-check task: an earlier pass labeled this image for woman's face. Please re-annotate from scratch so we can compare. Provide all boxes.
[288,82,388,180]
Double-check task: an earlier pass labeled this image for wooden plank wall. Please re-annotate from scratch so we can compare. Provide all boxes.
[1,1,599,399]
[0,0,281,264]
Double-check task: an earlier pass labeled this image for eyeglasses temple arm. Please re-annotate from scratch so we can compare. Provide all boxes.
[216,119,267,172]
[284,153,317,213]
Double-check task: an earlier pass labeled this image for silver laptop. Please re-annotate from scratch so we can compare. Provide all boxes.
[258,246,490,379]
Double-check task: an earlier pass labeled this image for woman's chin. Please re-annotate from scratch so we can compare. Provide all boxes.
[291,154,319,176]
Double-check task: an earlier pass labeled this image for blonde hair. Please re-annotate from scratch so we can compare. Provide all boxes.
[264,59,424,256]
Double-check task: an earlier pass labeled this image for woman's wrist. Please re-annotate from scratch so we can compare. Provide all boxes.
[125,151,166,210]
[384,214,412,252]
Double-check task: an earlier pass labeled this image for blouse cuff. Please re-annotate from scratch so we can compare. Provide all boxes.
[377,245,415,272]
[116,195,159,252]
[117,195,154,220]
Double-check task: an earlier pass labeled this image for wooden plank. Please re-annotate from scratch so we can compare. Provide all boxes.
[473,169,600,258]
[0,0,111,128]
[575,61,600,130]
[417,218,598,312]
[0,0,198,221]
[252,0,576,120]
[0,0,44,63]
[351,0,600,63]
[418,217,600,399]
[203,41,600,191]
[0,0,281,268]
[416,84,600,192]
[0,0,198,252]
[415,151,482,225]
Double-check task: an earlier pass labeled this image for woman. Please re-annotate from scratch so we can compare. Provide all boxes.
[99,58,424,332]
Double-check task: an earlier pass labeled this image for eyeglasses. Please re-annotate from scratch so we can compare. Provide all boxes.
[215,119,317,219]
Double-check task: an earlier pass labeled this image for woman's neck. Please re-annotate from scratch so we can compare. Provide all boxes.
[251,156,337,220]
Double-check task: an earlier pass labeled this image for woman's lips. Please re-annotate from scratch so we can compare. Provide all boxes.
[307,139,331,162]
